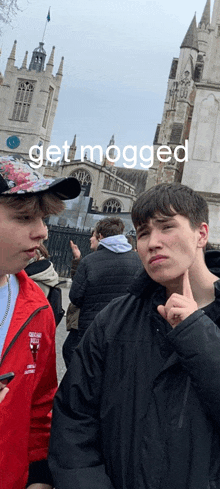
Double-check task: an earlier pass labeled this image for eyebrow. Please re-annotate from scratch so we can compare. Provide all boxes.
[137,216,176,232]
[153,216,176,223]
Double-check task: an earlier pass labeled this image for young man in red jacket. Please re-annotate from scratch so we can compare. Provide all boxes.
[0,154,80,489]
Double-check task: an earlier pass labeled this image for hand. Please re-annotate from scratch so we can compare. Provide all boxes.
[70,240,81,260]
[157,269,198,328]
[0,387,9,403]
[26,484,52,489]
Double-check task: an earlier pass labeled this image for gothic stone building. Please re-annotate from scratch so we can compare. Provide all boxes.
[44,136,149,232]
[0,41,63,161]
[151,0,220,244]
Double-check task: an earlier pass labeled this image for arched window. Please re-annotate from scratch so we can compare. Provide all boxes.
[71,169,92,187]
[102,199,121,213]
[12,81,34,121]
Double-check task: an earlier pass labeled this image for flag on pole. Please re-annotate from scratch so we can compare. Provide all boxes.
[47,8,50,22]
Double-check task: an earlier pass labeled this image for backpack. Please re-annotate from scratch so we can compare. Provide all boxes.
[47,282,65,326]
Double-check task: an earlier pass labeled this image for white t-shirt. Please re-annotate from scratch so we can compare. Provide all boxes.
[0,275,19,357]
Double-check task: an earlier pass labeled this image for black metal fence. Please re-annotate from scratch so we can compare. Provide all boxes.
[46,225,91,278]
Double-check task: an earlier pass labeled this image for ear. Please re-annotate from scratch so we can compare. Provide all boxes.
[98,233,103,240]
[197,222,209,248]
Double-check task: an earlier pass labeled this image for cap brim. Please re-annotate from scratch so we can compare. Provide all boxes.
[46,177,81,200]
[0,154,81,199]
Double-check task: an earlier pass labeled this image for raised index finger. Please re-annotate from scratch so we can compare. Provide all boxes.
[182,269,194,299]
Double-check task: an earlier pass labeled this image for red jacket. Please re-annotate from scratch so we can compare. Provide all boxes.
[0,270,57,489]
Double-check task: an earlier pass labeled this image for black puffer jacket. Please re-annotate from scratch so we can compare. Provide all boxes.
[69,243,142,339]
[50,250,220,489]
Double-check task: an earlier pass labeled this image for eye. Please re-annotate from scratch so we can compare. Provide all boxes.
[16,215,32,222]
[137,230,149,239]
[162,225,173,230]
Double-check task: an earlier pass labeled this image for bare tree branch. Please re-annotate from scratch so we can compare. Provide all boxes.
[0,0,20,33]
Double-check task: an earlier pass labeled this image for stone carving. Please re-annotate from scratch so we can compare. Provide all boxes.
[169,81,179,109]
[180,71,191,99]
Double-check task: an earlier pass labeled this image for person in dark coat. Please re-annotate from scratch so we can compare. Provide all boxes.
[49,183,220,489]
[62,230,99,367]
[63,217,142,366]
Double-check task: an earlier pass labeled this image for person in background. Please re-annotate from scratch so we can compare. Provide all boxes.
[68,216,142,343]
[126,234,137,250]
[0,154,80,489]
[25,242,59,297]
[49,183,220,489]
[62,229,99,367]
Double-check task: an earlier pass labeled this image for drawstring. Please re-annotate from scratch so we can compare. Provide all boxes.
[178,375,191,429]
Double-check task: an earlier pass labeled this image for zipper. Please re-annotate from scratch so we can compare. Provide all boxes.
[178,375,191,429]
[0,305,48,366]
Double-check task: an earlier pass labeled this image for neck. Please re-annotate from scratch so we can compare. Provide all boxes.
[166,256,219,308]
[0,274,8,288]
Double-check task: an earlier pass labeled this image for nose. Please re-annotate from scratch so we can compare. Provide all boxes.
[147,229,163,251]
[30,218,48,241]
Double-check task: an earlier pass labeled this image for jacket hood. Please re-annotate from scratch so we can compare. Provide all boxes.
[25,260,59,287]
[205,249,220,277]
[99,235,132,253]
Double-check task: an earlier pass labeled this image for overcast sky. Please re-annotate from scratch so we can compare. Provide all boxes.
[0,0,210,168]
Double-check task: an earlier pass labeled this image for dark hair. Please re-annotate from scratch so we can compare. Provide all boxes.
[131,183,209,229]
[0,192,65,216]
[95,217,125,238]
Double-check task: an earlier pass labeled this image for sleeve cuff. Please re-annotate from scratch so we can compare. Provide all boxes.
[26,459,54,487]
[167,309,205,339]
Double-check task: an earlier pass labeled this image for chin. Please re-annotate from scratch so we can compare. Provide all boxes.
[149,269,180,285]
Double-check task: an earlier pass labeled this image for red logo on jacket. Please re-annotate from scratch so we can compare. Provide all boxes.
[29,332,42,363]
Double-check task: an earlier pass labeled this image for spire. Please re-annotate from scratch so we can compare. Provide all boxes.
[56,56,64,76]
[67,135,77,161]
[108,134,115,146]
[107,135,115,164]
[180,14,199,51]
[199,0,210,28]
[21,51,28,69]
[72,134,76,146]
[8,40,17,61]
[47,46,55,67]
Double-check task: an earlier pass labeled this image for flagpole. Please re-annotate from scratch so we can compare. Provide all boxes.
[42,7,51,43]
[42,20,48,43]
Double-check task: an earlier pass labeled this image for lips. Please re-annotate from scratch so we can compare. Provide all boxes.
[149,255,168,265]
[23,247,39,258]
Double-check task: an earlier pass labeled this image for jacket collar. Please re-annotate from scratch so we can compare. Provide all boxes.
[128,269,159,298]
[1,270,49,358]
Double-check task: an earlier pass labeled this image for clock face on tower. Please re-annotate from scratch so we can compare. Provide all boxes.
[6,136,21,149]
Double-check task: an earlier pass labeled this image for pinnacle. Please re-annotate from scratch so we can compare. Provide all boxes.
[180,14,199,51]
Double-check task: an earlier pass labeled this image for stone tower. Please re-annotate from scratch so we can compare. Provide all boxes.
[0,40,64,165]
[149,1,212,189]
[181,0,220,243]
[150,0,220,242]
[182,0,220,194]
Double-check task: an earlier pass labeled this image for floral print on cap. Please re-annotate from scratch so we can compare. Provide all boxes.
[0,155,53,195]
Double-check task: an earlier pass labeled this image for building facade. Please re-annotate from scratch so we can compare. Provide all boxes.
[151,0,220,244]
[0,40,63,162]
[44,135,149,231]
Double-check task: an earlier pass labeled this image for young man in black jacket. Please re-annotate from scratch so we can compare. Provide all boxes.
[49,183,220,489]
[63,216,142,366]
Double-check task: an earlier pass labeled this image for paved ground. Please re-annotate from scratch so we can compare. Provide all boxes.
[55,285,71,384]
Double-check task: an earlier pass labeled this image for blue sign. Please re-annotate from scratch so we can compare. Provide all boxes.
[6,136,20,149]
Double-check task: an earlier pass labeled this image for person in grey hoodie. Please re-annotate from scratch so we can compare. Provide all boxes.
[67,217,142,350]
[25,243,59,298]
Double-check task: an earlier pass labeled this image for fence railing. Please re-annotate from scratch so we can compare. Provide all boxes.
[46,225,91,278]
